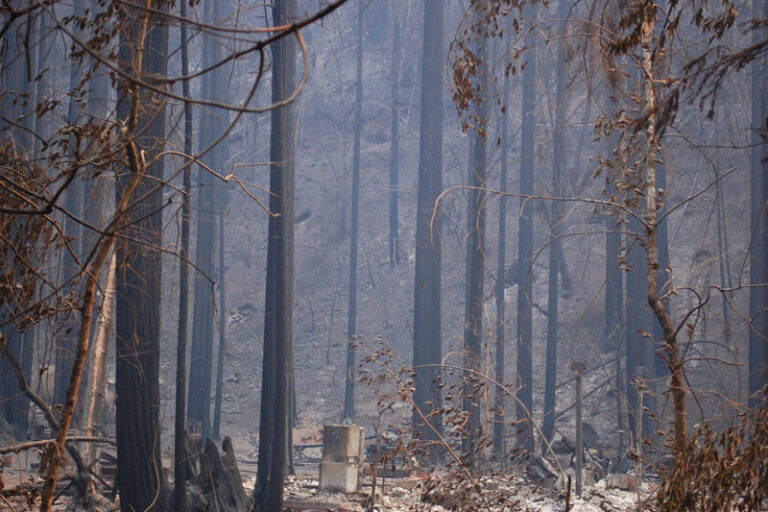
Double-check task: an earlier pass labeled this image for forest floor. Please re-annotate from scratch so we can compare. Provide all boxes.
[238,428,650,512]
[0,430,654,512]
[253,470,651,512]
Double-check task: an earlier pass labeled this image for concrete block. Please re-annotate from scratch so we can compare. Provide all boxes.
[321,424,364,463]
[319,461,359,493]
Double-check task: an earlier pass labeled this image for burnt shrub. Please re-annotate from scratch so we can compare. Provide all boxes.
[657,407,768,512]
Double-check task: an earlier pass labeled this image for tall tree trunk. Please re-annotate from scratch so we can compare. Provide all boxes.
[645,157,668,438]
[23,9,53,432]
[174,0,193,506]
[343,0,364,422]
[212,0,234,442]
[714,125,733,349]
[462,29,489,466]
[84,254,116,464]
[55,0,86,412]
[388,12,402,267]
[650,160,670,381]
[645,9,670,426]
[623,5,656,445]
[516,3,536,452]
[1,13,36,439]
[625,221,652,441]
[601,0,627,454]
[542,0,568,446]
[114,1,168,509]
[640,8,687,456]
[41,189,120,511]
[188,0,227,441]
[749,0,768,410]
[213,209,227,440]
[0,20,18,427]
[252,0,296,509]
[18,332,32,439]
[77,0,114,425]
[412,0,444,466]
[608,213,625,454]
[493,27,511,463]
[40,0,169,495]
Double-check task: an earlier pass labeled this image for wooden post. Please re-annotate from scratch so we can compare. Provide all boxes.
[572,361,586,497]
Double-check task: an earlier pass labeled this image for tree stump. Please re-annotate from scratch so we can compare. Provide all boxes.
[185,436,251,511]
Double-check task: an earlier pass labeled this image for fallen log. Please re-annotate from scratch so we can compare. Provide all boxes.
[0,436,116,455]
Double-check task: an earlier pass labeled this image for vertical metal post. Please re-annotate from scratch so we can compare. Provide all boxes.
[572,361,586,497]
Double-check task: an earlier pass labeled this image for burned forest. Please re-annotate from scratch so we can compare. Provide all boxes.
[1,0,767,510]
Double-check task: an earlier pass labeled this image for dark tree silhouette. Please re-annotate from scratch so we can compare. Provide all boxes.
[599,0,627,453]
[516,3,536,452]
[188,0,229,441]
[388,10,403,268]
[114,2,168,509]
[542,0,569,446]
[749,0,768,409]
[493,33,512,462]
[55,0,85,409]
[0,11,35,439]
[343,0,364,423]
[253,0,296,509]
[412,0,444,465]
[213,199,228,440]
[174,0,194,506]
[462,28,489,464]
[77,0,113,424]
[211,0,233,443]
[646,157,669,430]
[625,224,653,440]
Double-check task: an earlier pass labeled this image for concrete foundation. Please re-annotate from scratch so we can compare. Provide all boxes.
[319,424,364,493]
[319,461,360,493]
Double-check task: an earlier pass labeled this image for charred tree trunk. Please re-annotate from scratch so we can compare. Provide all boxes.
[542,0,568,446]
[462,30,489,466]
[600,0,627,454]
[607,215,625,452]
[0,24,35,432]
[645,157,669,436]
[252,0,296,509]
[212,0,233,442]
[749,0,768,410]
[2,12,100,507]
[213,210,227,440]
[516,3,536,452]
[388,13,403,268]
[650,160,670,383]
[625,225,652,442]
[0,19,33,436]
[714,125,733,349]
[412,0,444,466]
[78,0,113,425]
[114,1,168,509]
[174,0,193,507]
[55,0,86,412]
[188,0,227,441]
[343,0,364,423]
[493,29,511,463]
